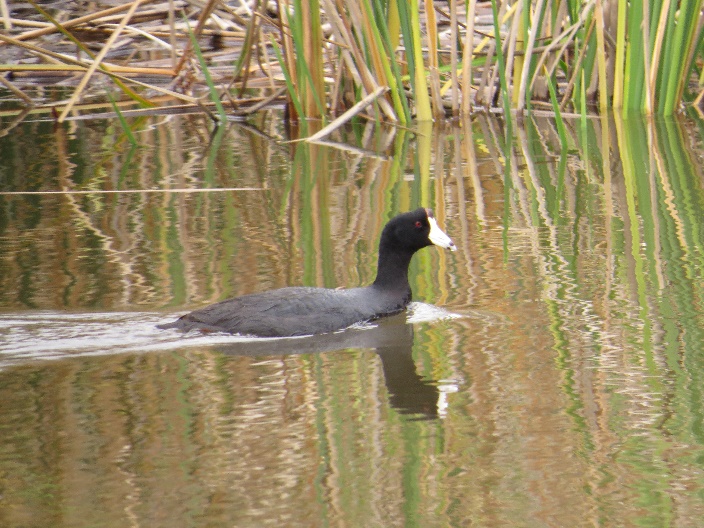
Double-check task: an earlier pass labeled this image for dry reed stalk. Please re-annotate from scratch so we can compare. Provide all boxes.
[594,0,608,113]
[140,25,244,38]
[3,19,51,28]
[319,5,362,117]
[257,30,279,92]
[612,0,626,110]
[302,86,387,142]
[353,0,387,87]
[0,31,95,65]
[277,0,298,118]
[325,0,396,120]
[0,0,11,30]
[449,0,459,116]
[242,0,273,96]
[228,0,263,97]
[429,67,444,118]
[476,0,514,109]
[559,18,595,110]
[530,1,594,94]
[100,23,174,51]
[693,86,704,114]
[0,75,32,104]
[0,108,32,138]
[423,0,444,119]
[59,0,148,122]
[516,0,547,112]
[300,0,326,118]
[461,0,477,117]
[649,0,672,99]
[234,85,287,115]
[173,0,219,76]
[642,0,653,114]
[344,1,389,90]
[167,0,178,68]
[2,2,162,44]
[327,40,344,114]
[320,0,365,89]
[0,64,174,75]
[0,95,178,119]
[205,0,249,29]
[505,1,523,107]
[71,4,191,27]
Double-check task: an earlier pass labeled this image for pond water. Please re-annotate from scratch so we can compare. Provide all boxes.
[1,111,704,527]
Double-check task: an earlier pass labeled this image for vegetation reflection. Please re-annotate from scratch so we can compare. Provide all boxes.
[1,113,704,526]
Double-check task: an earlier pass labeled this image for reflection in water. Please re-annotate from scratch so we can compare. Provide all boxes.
[216,313,445,418]
[2,113,704,526]
[0,308,450,418]
[0,314,464,527]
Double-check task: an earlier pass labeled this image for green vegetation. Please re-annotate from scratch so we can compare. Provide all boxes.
[1,1,703,128]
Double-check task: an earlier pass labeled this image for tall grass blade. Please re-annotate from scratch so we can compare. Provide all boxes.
[576,17,598,113]
[506,2,523,109]
[516,0,548,112]
[461,0,477,118]
[282,0,326,119]
[612,0,627,110]
[370,0,410,122]
[186,17,228,122]
[397,0,432,120]
[424,0,444,119]
[448,0,459,116]
[395,0,416,94]
[173,0,219,76]
[622,0,645,113]
[660,0,701,114]
[231,0,262,94]
[649,0,671,103]
[387,0,401,51]
[545,66,567,151]
[490,0,511,119]
[270,36,306,132]
[294,0,326,119]
[107,92,137,146]
[360,0,407,122]
[594,0,608,113]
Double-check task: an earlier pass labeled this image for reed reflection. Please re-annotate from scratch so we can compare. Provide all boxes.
[3,111,704,526]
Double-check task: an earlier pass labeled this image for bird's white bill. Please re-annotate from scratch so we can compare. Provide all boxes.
[428,217,457,251]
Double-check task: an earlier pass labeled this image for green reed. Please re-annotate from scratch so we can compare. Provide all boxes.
[106,92,137,146]
[273,0,703,122]
[185,18,227,123]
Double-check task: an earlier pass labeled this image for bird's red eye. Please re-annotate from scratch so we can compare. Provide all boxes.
[415,221,423,228]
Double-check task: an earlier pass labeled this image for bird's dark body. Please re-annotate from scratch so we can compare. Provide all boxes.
[157,208,454,337]
[158,285,411,337]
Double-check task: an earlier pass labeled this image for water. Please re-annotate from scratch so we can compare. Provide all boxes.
[1,112,704,526]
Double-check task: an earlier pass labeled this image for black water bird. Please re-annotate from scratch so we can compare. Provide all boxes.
[157,208,456,337]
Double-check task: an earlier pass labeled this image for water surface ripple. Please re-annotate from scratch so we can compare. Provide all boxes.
[1,114,704,527]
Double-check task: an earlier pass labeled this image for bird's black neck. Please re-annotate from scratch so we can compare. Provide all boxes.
[372,245,414,292]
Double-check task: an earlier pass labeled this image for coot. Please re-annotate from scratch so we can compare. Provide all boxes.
[158,208,456,337]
